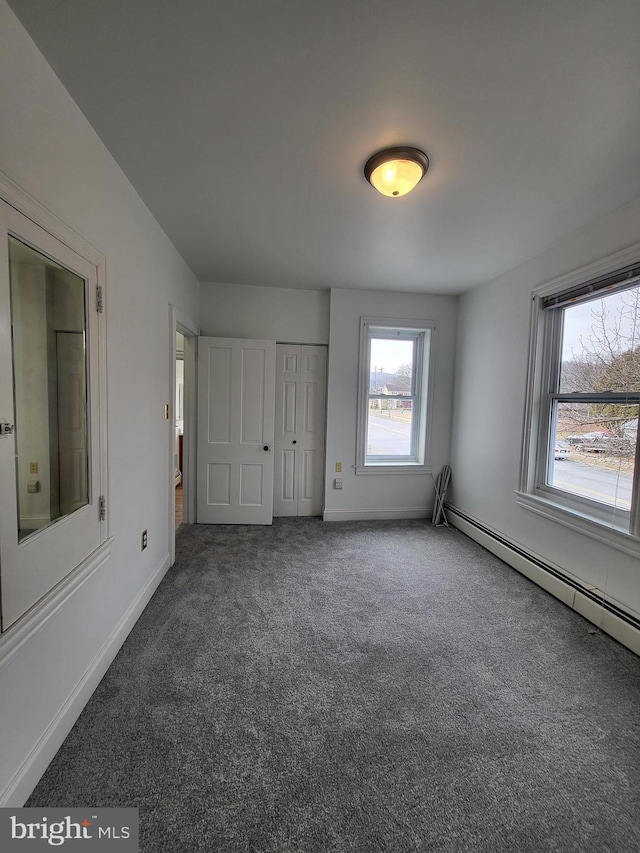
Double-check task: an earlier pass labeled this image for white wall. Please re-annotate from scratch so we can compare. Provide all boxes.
[200,281,329,343]
[0,1,199,804]
[451,195,640,621]
[200,283,457,520]
[324,288,458,520]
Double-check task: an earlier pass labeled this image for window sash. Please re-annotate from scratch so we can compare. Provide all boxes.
[533,283,640,535]
[550,392,640,404]
[356,318,433,473]
[365,400,419,463]
[368,329,420,398]
[365,331,422,462]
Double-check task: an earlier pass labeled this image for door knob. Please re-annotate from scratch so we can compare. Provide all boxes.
[0,423,15,436]
[292,440,297,444]
[263,445,269,451]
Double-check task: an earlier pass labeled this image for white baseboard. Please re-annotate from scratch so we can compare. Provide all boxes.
[1,552,171,807]
[323,507,430,522]
[447,505,640,658]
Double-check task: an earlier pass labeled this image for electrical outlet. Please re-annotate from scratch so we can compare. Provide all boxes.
[334,478,343,489]
[141,529,148,551]
[335,461,342,472]
[29,461,38,474]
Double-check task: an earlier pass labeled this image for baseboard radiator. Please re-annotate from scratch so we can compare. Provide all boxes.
[446,505,640,658]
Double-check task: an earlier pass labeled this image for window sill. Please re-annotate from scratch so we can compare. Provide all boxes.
[355,463,432,476]
[514,491,640,559]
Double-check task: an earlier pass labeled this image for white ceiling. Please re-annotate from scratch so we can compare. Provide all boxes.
[7,0,640,294]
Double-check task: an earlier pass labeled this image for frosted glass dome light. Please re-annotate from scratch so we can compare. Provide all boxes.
[364,146,429,197]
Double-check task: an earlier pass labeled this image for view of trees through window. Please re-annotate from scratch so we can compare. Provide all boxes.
[549,283,640,510]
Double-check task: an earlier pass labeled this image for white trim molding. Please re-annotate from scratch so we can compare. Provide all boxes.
[168,305,199,565]
[0,171,105,268]
[323,507,430,522]
[355,316,435,476]
[353,464,433,476]
[532,240,640,300]
[514,490,640,560]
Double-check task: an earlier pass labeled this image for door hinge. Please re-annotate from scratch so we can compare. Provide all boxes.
[96,285,104,313]
[99,495,106,521]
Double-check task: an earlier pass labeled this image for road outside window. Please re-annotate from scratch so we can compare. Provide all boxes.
[367,337,415,458]
[549,286,639,513]
[521,257,640,541]
[355,318,434,475]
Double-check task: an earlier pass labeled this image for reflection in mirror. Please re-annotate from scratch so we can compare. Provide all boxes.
[9,236,88,542]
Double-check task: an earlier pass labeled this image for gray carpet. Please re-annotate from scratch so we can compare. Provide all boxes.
[27,519,640,852]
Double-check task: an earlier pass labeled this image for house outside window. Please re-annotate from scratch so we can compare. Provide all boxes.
[355,317,434,475]
[518,247,640,552]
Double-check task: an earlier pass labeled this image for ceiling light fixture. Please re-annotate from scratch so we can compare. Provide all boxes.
[364,146,429,198]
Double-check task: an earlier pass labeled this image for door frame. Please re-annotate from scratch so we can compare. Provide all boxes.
[169,305,198,565]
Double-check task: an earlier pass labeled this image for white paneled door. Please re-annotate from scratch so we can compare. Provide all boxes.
[274,345,326,517]
[197,337,276,524]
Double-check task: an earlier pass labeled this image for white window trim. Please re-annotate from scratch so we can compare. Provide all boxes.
[0,170,109,631]
[518,240,640,554]
[355,316,435,476]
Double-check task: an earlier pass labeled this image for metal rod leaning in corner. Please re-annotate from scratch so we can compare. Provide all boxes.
[432,465,451,527]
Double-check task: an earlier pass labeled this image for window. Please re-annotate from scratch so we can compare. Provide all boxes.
[355,318,433,474]
[519,250,640,547]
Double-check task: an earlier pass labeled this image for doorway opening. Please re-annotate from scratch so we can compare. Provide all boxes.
[175,331,185,528]
[169,306,198,566]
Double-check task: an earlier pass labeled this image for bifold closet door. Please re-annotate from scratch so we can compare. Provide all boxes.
[274,344,326,517]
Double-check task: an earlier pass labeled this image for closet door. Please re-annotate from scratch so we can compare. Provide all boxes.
[274,345,326,517]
